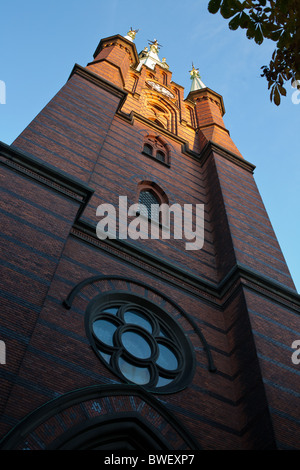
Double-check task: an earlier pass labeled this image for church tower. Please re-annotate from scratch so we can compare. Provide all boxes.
[0,29,299,451]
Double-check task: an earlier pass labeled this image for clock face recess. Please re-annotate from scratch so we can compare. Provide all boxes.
[146,80,175,99]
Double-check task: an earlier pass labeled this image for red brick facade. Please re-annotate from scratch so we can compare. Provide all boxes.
[0,32,299,450]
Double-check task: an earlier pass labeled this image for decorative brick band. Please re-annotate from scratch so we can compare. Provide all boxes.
[195,95,223,112]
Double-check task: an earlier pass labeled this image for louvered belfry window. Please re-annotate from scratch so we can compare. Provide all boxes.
[139,190,160,223]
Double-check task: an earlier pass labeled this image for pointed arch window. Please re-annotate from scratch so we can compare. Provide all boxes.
[137,182,169,228]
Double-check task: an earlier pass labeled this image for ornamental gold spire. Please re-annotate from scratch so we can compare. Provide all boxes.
[190,64,206,91]
[124,27,139,42]
[137,38,169,71]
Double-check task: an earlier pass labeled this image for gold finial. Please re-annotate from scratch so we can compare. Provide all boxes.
[162,57,169,70]
[190,63,201,80]
[126,27,139,41]
[148,39,162,54]
[189,63,206,91]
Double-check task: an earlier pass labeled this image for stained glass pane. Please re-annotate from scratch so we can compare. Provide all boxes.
[93,319,117,346]
[124,310,153,333]
[102,307,118,315]
[157,376,173,387]
[118,357,150,385]
[158,328,168,338]
[156,343,178,370]
[98,350,111,364]
[122,331,152,359]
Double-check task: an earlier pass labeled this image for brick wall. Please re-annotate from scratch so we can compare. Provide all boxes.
[0,162,85,427]
[0,33,299,450]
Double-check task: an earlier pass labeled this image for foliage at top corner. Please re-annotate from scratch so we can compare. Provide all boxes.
[207,0,300,105]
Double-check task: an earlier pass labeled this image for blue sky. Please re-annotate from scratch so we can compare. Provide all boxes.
[1,0,299,292]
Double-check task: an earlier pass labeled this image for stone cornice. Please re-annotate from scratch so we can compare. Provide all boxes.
[68,63,128,110]
[71,220,300,313]
[0,141,94,219]
[1,142,297,317]
[200,141,256,173]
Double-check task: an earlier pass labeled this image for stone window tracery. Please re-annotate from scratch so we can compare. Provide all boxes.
[85,293,195,393]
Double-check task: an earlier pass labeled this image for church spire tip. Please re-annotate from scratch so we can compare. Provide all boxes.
[136,37,169,71]
[190,64,206,91]
[124,27,139,42]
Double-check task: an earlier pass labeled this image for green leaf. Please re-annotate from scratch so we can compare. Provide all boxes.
[221,0,234,19]
[229,13,241,30]
[239,11,250,29]
[208,0,222,14]
[261,21,274,38]
[254,26,264,44]
[229,0,243,14]
[278,85,287,96]
[274,86,281,106]
[246,22,256,40]
[271,29,283,42]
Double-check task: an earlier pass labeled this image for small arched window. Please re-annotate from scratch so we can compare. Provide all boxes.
[143,143,153,156]
[138,190,160,223]
[141,136,170,166]
[156,150,165,163]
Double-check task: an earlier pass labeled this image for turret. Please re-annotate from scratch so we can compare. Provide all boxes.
[86,29,139,88]
[187,65,242,157]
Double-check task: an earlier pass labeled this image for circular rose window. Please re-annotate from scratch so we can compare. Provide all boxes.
[85,293,195,393]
